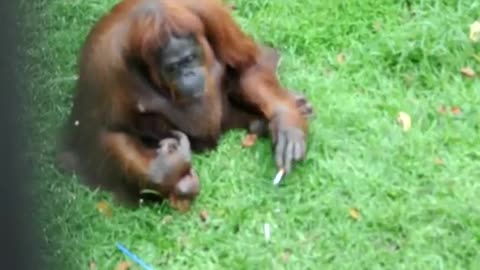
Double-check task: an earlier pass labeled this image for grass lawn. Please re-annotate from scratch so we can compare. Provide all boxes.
[25,0,480,269]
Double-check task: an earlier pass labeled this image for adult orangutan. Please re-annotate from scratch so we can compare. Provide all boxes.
[57,0,313,210]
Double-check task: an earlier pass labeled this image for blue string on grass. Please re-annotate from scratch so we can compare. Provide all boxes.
[116,242,155,270]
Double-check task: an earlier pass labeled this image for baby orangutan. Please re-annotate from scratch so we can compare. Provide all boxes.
[142,131,200,211]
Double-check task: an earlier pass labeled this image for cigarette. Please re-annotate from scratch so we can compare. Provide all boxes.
[264,223,271,242]
[272,168,285,186]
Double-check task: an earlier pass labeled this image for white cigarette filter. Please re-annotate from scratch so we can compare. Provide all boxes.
[272,169,285,186]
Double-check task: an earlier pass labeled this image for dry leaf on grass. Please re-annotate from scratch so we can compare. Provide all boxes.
[438,105,462,116]
[242,133,258,147]
[349,208,361,220]
[336,53,345,65]
[89,261,97,270]
[469,21,480,43]
[396,112,412,132]
[199,210,209,222]
[115,261,131,270]
[460,67,476,78]
[451,106,462,115]
[95,201,112,217]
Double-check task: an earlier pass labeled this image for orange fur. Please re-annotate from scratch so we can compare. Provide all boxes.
[58,0,308,208]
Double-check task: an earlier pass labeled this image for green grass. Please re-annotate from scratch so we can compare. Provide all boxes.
[25,0,480,269]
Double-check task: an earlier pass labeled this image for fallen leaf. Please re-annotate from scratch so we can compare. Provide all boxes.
[349,208,361,220]
[115,261,131,270]
[95,201,112,217]
[469,21,480,43]
[373,20,382,32]
[396,112,412,132]
[460,67,476,78]
[89,261,97,270]
[451,106,462,115]
[437,105,447,115]
[336,53,345,65]
[199,210,209,222]
[242,133,257,147]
